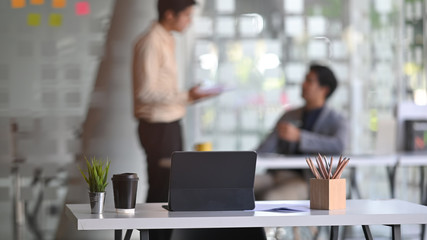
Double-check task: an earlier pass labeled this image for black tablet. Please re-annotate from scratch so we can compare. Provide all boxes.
[167,151,257,211]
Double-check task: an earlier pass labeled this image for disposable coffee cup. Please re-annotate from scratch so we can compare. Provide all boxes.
[112,173,139,214]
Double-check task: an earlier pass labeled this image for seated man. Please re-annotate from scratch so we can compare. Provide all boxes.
[256,64,348,200]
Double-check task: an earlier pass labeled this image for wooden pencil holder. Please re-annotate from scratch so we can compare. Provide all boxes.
[309,178,346,210]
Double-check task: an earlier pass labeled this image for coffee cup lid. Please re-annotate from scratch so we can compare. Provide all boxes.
[112,173,139,181]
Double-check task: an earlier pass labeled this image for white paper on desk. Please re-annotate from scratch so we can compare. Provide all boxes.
[254,203,309,212]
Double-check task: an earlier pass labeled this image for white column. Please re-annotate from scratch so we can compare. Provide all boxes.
[55,1,156,239]
[81,0,157,207]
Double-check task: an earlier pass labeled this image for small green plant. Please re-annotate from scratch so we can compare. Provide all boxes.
[79,156,111,192]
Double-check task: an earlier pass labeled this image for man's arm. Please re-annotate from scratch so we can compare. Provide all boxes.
[256,109,302,153]
[298,115,347,155]
[256,131,279,153]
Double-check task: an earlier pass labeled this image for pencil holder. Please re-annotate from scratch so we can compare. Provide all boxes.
[309,178,346,210]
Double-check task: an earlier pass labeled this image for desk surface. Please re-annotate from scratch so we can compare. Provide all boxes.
[66,199,427,231]
[161,153,424,170]
[398,153,427,166]
[256,154,398,170]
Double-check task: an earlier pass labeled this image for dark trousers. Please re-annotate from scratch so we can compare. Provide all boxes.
[138,119,266,240]
[138,119,182,203]
[138,119,182,240]
[172,228,267,240]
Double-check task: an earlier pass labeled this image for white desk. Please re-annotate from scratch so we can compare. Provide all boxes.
[397,153,427,240]
[398,153,427,204]
[257,154,399,199]
[66,199,427,240]
[161,153,398,170]
[256,153,398,170]
[398,153,427,166]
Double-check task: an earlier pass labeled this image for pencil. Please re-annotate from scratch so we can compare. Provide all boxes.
[332,157,346,179]
[309,158,322,179]
[317,154,329,179]
[315,157,326,179]
[336,158,350,179]
[306,158,320,179]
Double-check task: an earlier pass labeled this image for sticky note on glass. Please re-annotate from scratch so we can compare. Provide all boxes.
[11,0,26,8]
[31,0,44,5]
[76,2,90,15]
[52,0,66,8]
[49,14,62,27]
[28,14,41,26]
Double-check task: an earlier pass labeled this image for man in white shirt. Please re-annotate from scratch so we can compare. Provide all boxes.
[133,2,267,239]
[132,0,214,204]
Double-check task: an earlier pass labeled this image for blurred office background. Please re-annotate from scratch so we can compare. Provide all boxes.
[0,0,426,239]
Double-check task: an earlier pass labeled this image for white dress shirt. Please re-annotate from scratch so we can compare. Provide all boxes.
[133,22,190,123]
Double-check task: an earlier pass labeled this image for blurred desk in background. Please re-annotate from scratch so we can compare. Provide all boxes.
[257,153,399,199]
[162,153,426,200]
[398,153,427,204]
[256,153,398,170]
[398,153,427,240]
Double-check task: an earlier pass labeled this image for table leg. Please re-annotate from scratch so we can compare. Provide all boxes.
[115,230,122,240]
[139,229,149,240]
[420,166,426,240]
[362,225,373,240]
[330,226,339,240]
[422,225,426,240]
[12,166,25,240]
[386,165,397,198]
[114,230,138,240]
[124,229,133,240]
[420,166,425,204]
[390,225,401,240]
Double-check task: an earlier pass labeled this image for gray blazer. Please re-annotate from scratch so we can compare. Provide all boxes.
[257,106,347,155]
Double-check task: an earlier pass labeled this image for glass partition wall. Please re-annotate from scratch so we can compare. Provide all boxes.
[185,0,426,154]
[0,1,115,239]
[403,0,426,105]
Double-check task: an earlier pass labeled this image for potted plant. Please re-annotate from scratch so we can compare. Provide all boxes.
[79,156,110,214]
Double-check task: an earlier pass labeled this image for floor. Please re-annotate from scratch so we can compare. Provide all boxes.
[0,165,425,240]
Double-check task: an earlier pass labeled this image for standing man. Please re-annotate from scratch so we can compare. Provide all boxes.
[256,64,347,200]
[133,0,214,204]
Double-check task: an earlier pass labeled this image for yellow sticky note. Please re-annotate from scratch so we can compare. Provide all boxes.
[30,0,44,5]
[11,0,26,8]
[52,0,66,8]
[27,13,41,26]
[49,13,62,27]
